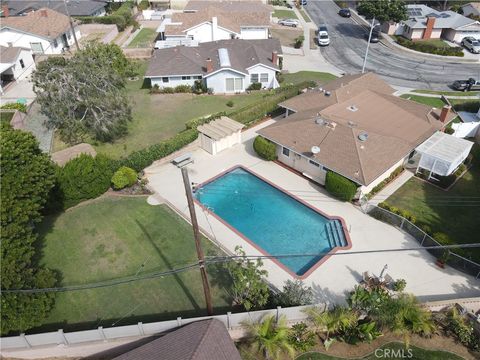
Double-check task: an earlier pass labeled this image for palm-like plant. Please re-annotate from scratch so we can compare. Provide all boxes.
[306,306,358,343]
[245,314,295,360]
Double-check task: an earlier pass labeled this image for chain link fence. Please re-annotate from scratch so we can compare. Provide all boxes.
[363,202,480,279]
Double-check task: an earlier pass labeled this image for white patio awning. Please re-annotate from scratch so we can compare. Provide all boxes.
[415,131,474,176]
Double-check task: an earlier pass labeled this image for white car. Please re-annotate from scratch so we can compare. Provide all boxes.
[278,18,299,27]
[318,30,330,46]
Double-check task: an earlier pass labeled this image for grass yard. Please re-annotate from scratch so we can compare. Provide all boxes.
[36,196,231,331]
[414,89,480,97]
[300,9,311,22]
[0,111,14,125]
[273,9,298,19]
[400,94,445,108]
[282,71,337,85]
[271,28,303,47]
[127,28,158,48]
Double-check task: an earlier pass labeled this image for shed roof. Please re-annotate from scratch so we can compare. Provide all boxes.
[415,131,474,163]
[0,45,27,63]
[198,116,244,140]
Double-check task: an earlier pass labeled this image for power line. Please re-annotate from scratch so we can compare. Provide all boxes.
[3,243,479,294]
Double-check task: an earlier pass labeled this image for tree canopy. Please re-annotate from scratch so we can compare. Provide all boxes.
[0,124,57,334]
[32,42,133,145]
[357,0,408,23]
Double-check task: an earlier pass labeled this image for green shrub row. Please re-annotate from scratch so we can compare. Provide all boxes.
[377,202,417,223]
[367,166,403,199]
[76,2,136,31]
[247,82,262,91]
[253,136,277,160]
[150,84,194,94]
[1,102,27,113]
[396,37,464,57]
[325,171,358,201]
[185,112,227,130]
[453,101,480,113]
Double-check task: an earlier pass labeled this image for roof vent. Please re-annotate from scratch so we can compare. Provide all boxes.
[348,121,357,127]
[327,121,337,130]
[218,48,231,67]
[348,105,358,112]
[358,132,368,142]
[315,117,325,125]
[324,91,331,97]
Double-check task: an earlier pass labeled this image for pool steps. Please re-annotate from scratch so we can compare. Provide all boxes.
[324,220,347,248]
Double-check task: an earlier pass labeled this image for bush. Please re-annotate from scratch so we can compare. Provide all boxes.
[287,322,316,352]
[396,37,464,57]
[137,0,149,10]
[247,82,262,91]
[453,101,480,113]
[52,154,115,210]
[111,166,137,190]
[150,85,192,94]
[1,102,27,113]
[193,80,207,94]
[325,171,358,201]
[273,280,314,307]
[185,112,227,130]
[253,136,277,161]
[392,279,407,292]
[367,166,403,198]
[294,35,305,49]
[226,100,234,107]
[433,232,453,246]
[76,2,136,31]
[174,84,192,93]
[447,307,479,351]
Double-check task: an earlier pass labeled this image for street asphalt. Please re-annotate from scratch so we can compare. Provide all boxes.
[304,0,480,90]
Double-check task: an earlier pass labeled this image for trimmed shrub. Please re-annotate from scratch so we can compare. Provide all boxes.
[325,171,358,201]
[392,279,407,292]
[76,2,136,31]
[294,35,305,49]
[247,82,262,91]
[111,166,137,190]
[253,136,277,161]
[174,84,192,93]
[1,102,27,113]
[137,0,149,10]
[185,112,227,130]
[193,80,207,94]
[396,37,464,57]
[226,100,234,107]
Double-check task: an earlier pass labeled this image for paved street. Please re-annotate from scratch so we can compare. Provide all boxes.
[305,0,479,90]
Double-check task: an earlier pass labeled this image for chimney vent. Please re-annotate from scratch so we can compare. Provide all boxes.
[40,9,48,17]
[1,4,9,17]
[439,105,451,123]
[205,58,213,73]
[272,51,278,66]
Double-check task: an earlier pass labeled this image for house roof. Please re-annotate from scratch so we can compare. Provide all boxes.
[112,319,242,360]
[1,8,74,40]
[258,73,456,186]
[198,116,244,140]
[164,2,271,36]
[404,4,478,30]
[184,1,273,13]
[145,39,281,78]
[0,45,27,63]
[4,0,107,17]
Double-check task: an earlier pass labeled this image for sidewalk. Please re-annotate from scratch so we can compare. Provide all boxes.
[369,170,414,205]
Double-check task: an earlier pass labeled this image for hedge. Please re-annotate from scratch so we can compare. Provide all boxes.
[1,102,27,113]
[453,101,480,113]
[253,136,277,160]
[111,166,137,190]
[76,2,136,31]
[325,171,357,201]
[367,166,403,199]
[396,37,464,57]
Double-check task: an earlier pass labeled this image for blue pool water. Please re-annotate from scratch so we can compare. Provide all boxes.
[194,167,348,276]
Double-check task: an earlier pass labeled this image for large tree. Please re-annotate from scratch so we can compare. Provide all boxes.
[0,124,57,334]
[32,42,133,145]
[357,0,408,23]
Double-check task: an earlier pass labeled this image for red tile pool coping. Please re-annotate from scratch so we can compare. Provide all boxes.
[193,165,352,280]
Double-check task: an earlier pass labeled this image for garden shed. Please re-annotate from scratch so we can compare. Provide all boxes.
[415,132,473,178]
[197,116,244,155]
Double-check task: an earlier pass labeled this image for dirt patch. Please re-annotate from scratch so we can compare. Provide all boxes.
[310,29,317,50]
[271,28,303,47]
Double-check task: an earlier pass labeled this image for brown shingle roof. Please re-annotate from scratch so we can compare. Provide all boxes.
[185,0,273,13]
[0,45,24,63]
[259,73,456,186]
[113,319,241,360]
[145,39,281,77]
[1,8,72,40]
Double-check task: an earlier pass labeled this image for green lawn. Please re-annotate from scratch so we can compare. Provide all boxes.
[36,196,231,331]
[282,71,337,85]
[127,28,158,48]
[296,342,464,360]
[273,9,298,19]
[413,89,480,97]
[0,111,14,125]
[386,145,480,262]
[400,94,445,108]
[299,9,311,22]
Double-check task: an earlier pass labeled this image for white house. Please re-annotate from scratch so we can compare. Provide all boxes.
[0,45,35,93]
[461,2,480,18]
[145,39,282,94]
[0,8,81,55]
[382,4,480,42]
[155,1,271,48]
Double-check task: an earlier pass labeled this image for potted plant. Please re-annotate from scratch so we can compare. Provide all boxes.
[436,250,450,269]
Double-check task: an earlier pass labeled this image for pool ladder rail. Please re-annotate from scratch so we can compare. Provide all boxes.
[324,220,347,249]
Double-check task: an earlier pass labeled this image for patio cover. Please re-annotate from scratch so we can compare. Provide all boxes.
[415,131,474,176]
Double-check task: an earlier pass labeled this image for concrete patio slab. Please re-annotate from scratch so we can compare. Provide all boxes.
[144,121,480,304]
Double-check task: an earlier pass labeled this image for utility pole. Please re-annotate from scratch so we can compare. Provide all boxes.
[63,0,79,51]
[361,16,375,74]
[181,167,213,316]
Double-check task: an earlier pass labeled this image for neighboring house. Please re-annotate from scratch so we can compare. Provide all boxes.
[2,1,107,17]
[156,1,272,48]
[461,2,480,18]
[257,73,463,197]
[145,39,282,93]
[0,45,35,93]
[0,8,82,54]
[111,319,242,360]
[170,0,268,11]
[382,4,480,42]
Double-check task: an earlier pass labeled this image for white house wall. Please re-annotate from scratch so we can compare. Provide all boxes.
[149,75,200,88]
[186,23,233,43]
[12,49,35,80]
[206,69,246,93]
[275,145,328,185]
[240,27,269,40]
[247,64,278,89]
[360,156,407,196]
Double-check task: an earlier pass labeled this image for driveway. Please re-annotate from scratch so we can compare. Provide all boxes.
[304,0,479,90]
[145,122,480,304]
[0,78,36,106]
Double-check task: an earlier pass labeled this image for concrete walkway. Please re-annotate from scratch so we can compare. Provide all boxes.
[369,170,414,205]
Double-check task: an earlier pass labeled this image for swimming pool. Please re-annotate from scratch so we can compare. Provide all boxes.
[193,166,350,277]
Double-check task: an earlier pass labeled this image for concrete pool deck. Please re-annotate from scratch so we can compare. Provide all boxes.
[144,121,480,304]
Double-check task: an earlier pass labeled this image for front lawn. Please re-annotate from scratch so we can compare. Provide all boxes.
[414,89,480,97]
[282,71,337,85]
[273,9,298,19]
[271,28,303,47]
[127,28,158,48]
[400,94,445,108]
[36,196,231,331]
[300,9,311,22]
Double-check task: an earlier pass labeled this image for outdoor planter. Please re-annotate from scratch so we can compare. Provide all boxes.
[435,259,445,269]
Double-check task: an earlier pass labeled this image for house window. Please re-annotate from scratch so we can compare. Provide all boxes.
[19,59,25,68]
[194,75,202,80]
[226,78,243,92]
[309,160,320,167]
[260,73,269,82]
[53,39,58,48]
[30,42,44,54]
[251,73,259,83]
[182,76,191,80]
[162,77,169,83]
[282,147,290,157]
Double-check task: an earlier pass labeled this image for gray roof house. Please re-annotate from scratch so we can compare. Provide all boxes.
[145,39,282,94]
[3,0,107,17]
[393,4,480,42]
[461,2,480,18]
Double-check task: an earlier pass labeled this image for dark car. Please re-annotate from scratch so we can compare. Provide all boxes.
[452,78,480,92]
[364,27,380,43]
[338,8,351,17]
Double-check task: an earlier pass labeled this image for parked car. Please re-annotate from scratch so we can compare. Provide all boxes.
[461,37,480,54]
[318,25,330,46]
[278,18,299,27]
[452,78,480,91]
[364,27,381,43]
[338,8,351,17]
[300,0,307,5]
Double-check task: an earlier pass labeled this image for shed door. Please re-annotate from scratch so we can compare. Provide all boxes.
[201,133,214,154]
